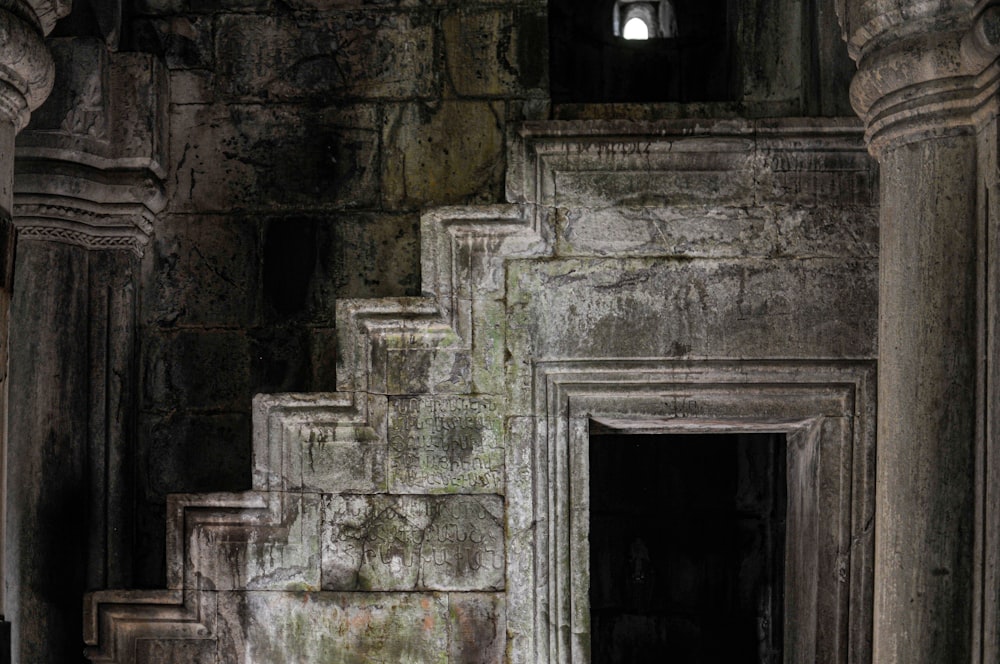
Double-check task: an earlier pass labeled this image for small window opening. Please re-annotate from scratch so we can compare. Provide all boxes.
[613,1,677,40]
[623,16,650,40]
[549,0,734,103]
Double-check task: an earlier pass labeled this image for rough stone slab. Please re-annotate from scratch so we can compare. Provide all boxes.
[382,101,505,209]
[143,214,260,328]
[168,103,379,213]
[216,591,450,663]
[387,396,504,493]
[142,329,251,411]
[443,7,547,97]
[215,13,434,101]
[448,593,506,664]
[506,257,877,361]
[322,494,505,591]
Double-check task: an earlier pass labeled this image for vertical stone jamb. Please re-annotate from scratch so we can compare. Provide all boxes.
[841,3,1000,662]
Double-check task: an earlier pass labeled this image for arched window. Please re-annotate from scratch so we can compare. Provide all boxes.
[623,16,649,40]
[612,0,678,40]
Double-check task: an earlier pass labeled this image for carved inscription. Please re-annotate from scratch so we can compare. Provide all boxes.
[388,396,503,493]
[321,494,505,591]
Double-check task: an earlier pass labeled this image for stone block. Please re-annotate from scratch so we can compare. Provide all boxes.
[382,101,505,209]
[387,396,504,493]
[260,214,420,326]
[443,7,547,97]
[250,326,310,394]
[143,214,260,328]
[132,15,214,69]
[189,493,322,591]
[321,494,505,591]
[170,69,216,104]
[505,257,877,361]
[135,0,272,14]
[143,329,252,411]
[168,103,379,212]
[139,413,252,501]
[448,593,506,664]
[294,423,387,494]
[135,639,217,664]
[215,13,434,101]
[216,591,450,662]
[307,327,338,391]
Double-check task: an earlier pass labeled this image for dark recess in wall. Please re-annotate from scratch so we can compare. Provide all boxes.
[549,0,734,103]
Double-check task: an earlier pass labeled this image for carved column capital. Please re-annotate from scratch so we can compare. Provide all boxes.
[837,0,1000,153]
[0,1,58,132]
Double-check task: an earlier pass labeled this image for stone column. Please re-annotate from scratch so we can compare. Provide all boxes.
[6,36,165,663]
[0,1,59,661]
[842,3,1000,662]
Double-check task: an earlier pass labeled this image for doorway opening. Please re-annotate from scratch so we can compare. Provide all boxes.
[589,432,787,663]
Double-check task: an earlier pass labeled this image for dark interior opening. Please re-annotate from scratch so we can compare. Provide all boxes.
[549,0,735,103]
[589,431,787,663]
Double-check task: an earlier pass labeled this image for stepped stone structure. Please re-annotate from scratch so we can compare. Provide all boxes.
[0,0,999,662]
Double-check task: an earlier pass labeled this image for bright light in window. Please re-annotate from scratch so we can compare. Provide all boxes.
[623,16,650,40]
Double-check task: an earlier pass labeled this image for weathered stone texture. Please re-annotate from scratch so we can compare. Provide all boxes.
[322,494,505,590]
[443,7,547,98]
[382,101,506,208]
[216,13,435,101]
[387,396,505,493]
[216,592,452,662]
[169,103,381,213]
[144,215,260,328]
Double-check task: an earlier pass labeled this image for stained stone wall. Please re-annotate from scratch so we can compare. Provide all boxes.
[130,0,548,588]
[123,0,856,593]
[84,118,878,663]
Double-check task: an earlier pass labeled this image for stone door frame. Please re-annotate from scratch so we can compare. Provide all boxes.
[507,359,876,664]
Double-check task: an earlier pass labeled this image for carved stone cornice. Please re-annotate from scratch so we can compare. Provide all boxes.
[13,37,168,257]
[839,0,1000,153]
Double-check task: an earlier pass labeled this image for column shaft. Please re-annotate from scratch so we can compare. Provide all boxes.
[875,133,979,662]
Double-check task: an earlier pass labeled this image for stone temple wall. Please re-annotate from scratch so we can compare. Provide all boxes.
[6,0,869,660]
[83,118,879,662]
[128,0,548,590]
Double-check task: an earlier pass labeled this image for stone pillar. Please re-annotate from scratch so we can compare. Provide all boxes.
[841,3,1000,662]
[0,1,59,661]
[5,36,165,663]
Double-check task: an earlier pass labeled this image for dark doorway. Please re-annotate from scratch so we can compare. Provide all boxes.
[589,432,786,663]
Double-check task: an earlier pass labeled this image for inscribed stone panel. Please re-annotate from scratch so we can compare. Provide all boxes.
[387,396,504,493]
[322,494,505,591]
[216,591,450,663]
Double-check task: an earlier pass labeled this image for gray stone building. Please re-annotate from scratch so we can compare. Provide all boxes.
[0,0,991,661]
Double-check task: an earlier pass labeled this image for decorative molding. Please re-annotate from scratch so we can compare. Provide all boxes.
[515,359,876,664]
[13,38,169,255]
